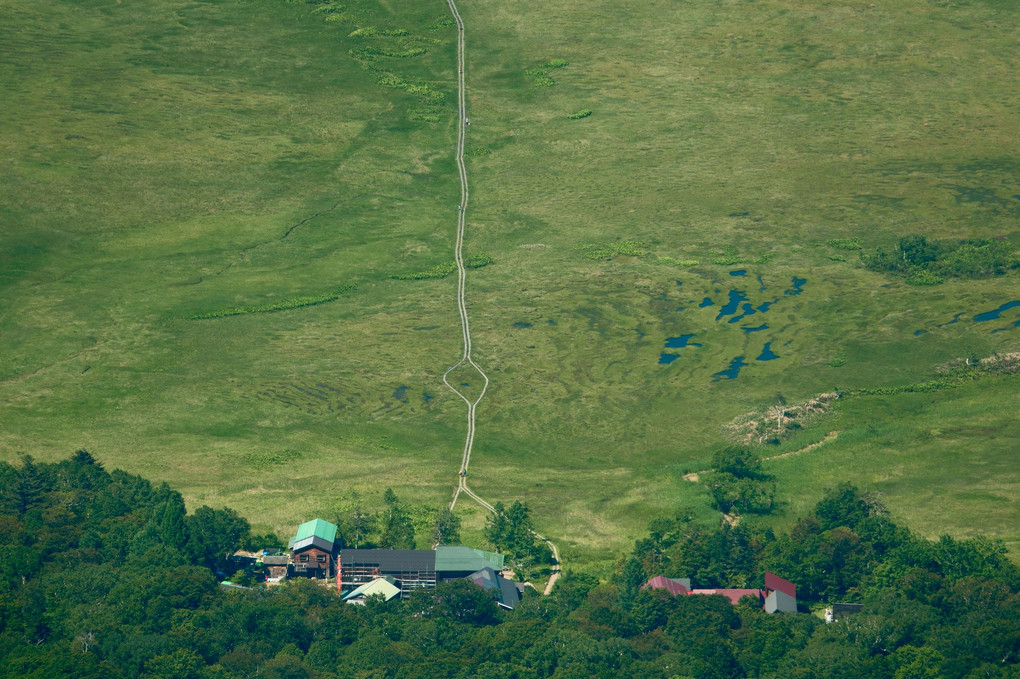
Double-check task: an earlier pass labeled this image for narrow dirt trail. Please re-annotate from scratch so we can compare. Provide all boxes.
[441,0,561,591]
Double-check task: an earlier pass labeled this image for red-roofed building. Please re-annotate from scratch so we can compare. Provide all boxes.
[641,575,690,596]
[641,572,798,614]
[763,571,797,613]
[689,588,764,606]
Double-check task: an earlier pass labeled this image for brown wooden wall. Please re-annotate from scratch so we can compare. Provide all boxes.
[292,547,333,577]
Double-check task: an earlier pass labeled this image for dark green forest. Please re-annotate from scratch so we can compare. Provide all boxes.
[1,453,1018,678]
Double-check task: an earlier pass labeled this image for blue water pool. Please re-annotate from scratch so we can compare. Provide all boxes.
[730,269,747,277]
[742,324,768,333]
[716,290,748,320]
[659,353,681,365]
[712,356,747,381]
[974,301,1020,322]
[665,334,702,348]
[757,343,779,361]
[699,297,714,308]
[784,277,807,296]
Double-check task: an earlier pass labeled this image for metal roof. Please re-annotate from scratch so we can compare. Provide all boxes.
[764,571,796,598]
[435,545,504,573]
[343,577,401,602]
[466,567,520,609]
[641,575,690,596]
[292,518,337,544]
[341,549,436,572]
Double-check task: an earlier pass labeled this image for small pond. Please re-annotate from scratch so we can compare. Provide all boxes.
[659,353,681,365]
[716,290,749,320]
[974,300,1020,322]
[756,343,779,361]
[665,334,702,348]
[712,356,747,381]
[784,277,807,296]
[730,269,747,277]
[742,324,768,333]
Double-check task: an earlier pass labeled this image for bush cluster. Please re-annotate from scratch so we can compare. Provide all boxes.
[657,256,700,267]
[712,253,772,266]
[825,237,863,250]
[189,285,355,319]
[701,448,777,515]
[866,235,1019,285]
[348,26,409,37]
[525,58,568,87]
[392,254,491,281]
[577,240,648,260]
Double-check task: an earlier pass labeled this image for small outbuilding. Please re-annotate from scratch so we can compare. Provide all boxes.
[763,571,797,614]
[343,576,402,604]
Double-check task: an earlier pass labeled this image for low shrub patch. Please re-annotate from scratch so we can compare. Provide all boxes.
[826,237,863,250]
[392,261,457,280]
[657,256,699,267]
[348,26,410,37]
[465,253,492,268]
[712,253,772,265]
[525,59,568,87]
[576,240,648,260]
[190,285,356,319]
[392,254,491,280]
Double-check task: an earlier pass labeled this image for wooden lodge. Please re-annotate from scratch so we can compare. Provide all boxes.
[288,518,339,579]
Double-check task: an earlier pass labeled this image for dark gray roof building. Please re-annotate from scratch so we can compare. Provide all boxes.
[340,549,437,596]
[465,567,521,610]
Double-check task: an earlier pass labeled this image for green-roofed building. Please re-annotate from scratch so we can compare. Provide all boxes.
[288,518,338,579]
[435,545,505,579]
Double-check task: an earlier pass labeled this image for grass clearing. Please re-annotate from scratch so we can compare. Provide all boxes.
[1,0,1018,568]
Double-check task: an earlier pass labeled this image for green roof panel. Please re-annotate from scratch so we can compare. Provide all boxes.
[435,545,504,572]
[293,518,337,544]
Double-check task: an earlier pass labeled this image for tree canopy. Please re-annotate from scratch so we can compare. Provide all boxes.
[1,452,1017,678]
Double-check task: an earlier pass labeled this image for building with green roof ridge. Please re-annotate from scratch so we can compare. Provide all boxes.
[289,518,338,579]
[291,518,337,545]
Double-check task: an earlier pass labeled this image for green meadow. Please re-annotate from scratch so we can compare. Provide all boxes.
[1,0,1017,573]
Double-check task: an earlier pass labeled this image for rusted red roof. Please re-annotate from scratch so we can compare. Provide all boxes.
[641,575,689,596]
[765,572,796,598]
